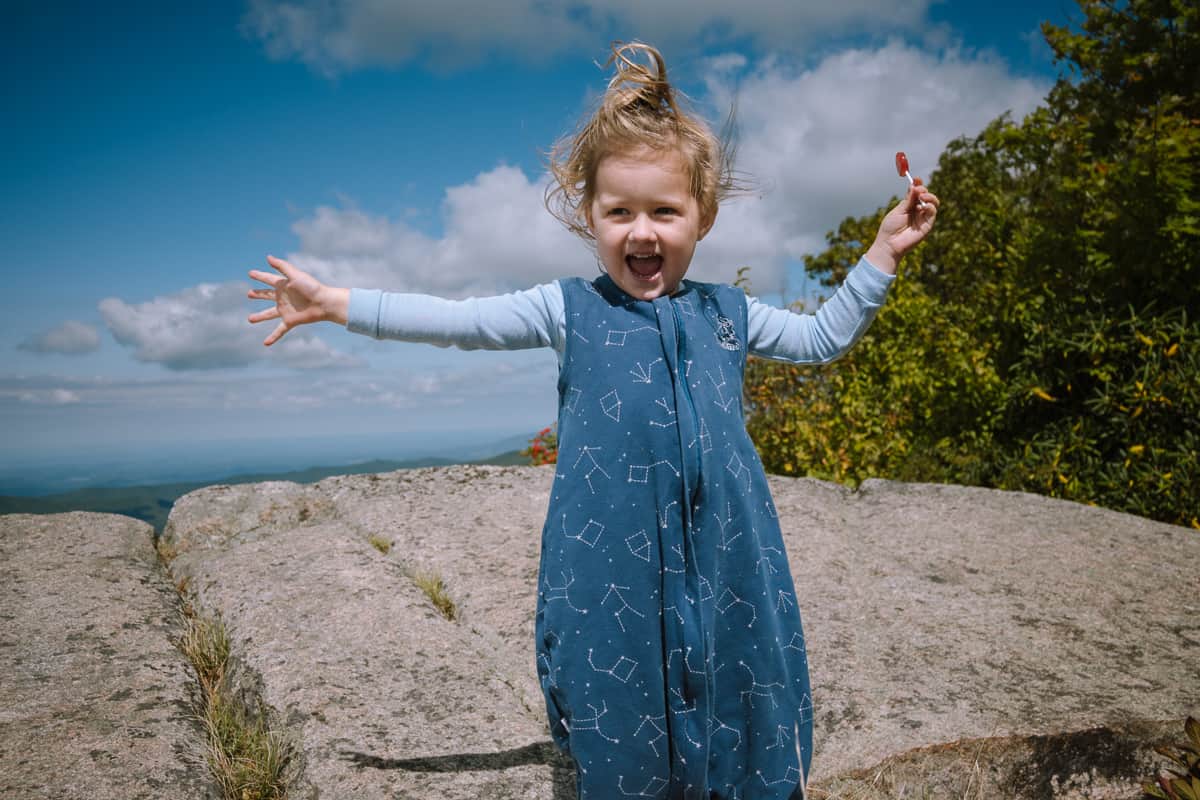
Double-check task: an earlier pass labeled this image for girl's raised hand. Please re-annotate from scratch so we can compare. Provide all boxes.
[865,178,940,275]
[247,255,349,346]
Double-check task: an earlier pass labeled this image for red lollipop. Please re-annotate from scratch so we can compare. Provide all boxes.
[894,150,926,209]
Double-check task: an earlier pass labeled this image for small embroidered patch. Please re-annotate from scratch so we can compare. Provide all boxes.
[716,316,740,350]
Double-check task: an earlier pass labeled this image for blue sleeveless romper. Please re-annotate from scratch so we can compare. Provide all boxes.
[534,275,813,799]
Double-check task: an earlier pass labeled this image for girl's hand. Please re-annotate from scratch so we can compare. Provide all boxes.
[864,178,939,275]
[247,255,350,346]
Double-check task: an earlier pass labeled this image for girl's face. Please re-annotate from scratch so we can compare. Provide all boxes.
[588,146,715,301]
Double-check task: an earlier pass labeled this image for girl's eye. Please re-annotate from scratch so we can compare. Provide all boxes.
[607,207,629,217]
[656,207,678,216]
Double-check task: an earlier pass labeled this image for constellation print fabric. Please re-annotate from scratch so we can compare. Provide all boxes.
[535,275,813,800]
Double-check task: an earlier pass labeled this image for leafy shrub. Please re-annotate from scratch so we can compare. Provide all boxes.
[993,308,1198,526]
[746,277,1005,487]
[1143,717,1200,800]
[744,0,1200,527]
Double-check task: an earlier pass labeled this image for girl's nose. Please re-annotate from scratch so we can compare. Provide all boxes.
[629,214,656,242]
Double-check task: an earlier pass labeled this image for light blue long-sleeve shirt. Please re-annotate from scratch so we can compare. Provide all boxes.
[345,256,894,364]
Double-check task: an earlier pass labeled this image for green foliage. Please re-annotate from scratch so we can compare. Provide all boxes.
[1143,717,1200,800]
[995,307,1197,523]
[746,277,1005,485]
[744,0,1200,527]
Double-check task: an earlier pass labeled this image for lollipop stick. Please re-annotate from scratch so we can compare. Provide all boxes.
[903,170,926,209]
[895,153,925,209]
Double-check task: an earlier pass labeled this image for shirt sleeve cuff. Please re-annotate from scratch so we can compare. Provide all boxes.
[847,256,896,303]
[346,288,383,338]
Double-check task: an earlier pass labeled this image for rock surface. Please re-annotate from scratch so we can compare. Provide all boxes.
[770,476,1199,781]
[0,512,218,800]
[161,471,570,799]
[159,465,1199,798]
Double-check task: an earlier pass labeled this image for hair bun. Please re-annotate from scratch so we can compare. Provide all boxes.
[605,41,678,117]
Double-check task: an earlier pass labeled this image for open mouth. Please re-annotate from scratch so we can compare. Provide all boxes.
[626,254,663,280]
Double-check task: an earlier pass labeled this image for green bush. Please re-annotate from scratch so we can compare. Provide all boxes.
[992,308,1198,525]
[745,277,1005,486]
[744,0,1200,528]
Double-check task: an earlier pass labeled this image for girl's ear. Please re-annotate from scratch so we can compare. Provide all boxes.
[697,206,718,241]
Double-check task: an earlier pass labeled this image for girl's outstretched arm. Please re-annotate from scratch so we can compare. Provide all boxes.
[249,254,565,353]
[747,176,939,364]
[747,257,892,365]
[247,255,350,346]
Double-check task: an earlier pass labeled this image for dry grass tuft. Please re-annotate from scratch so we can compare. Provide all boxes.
[810,738,991,800]
[410,569,458,621]
[367,535,391,555]
[180,614,230,690]
[201,686,290,800]
[155,537,179,564]
[177,605,292,798]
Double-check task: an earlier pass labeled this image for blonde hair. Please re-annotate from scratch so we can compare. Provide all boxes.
[546,41,738,241]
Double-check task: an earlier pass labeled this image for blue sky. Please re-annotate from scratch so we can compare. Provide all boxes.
[2,1,1077,489]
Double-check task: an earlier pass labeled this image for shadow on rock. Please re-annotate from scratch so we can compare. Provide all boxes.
[341,740,577,798]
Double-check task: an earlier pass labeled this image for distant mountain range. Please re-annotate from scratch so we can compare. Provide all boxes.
[0,450,527,533]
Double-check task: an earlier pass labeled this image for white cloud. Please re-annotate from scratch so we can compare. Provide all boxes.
[288,165,582,296]
[98,282,363,371]
[13,388,81,406]
[691,41,1049,290]
[0,356,553,417]
[283,43,1048,296]
[592,0,933,52]
[17,320,101,355]
[242,0,935,73]
[241,0,588,73]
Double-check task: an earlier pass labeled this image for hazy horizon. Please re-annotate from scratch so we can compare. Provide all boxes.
[0,426,532,496]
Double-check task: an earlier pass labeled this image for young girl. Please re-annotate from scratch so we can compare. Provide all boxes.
[247,43,937,800]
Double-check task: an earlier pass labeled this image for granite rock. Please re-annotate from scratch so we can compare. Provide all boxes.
[0,512,218,800]
[162,468,569,799]
[156,465,1199,798]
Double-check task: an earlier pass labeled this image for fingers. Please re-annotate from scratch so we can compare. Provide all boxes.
[263,321,288,347]
[915,186,939,219]
[905,180,939,217]
[248,268,282,288]
[266,254,297,278]
[247,284,281,324]
[905,183,924,215]
[248,306,281,324]
[250,256,298,287]
[909,176,938,206]
[250,256,298,346]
